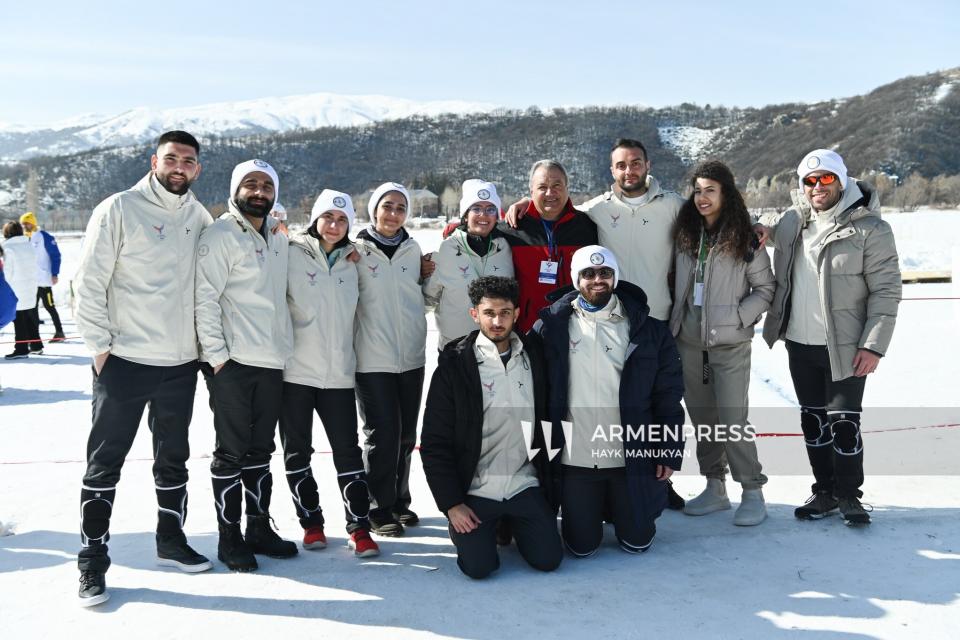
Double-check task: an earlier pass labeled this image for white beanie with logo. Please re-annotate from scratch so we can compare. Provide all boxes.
[367,182,410,221]
[570,245,620,288]
[310,189,356,228]
[230,159,280,206]
[797,149,848,190]
[459,179,502,216]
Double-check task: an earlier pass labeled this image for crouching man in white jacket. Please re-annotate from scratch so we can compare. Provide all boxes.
[196,159,296,572]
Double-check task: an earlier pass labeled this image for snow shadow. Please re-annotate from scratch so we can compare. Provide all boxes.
[0,387,90,406]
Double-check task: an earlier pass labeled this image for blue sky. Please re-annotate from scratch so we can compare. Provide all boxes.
[3,0,958,126]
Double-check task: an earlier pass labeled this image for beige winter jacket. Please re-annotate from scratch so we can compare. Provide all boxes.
[75,173,213,364]
[284,230,359,389]
[760,180,901,381]
[422,229,515,348]
[195,206,292,370]
[580,176,683,321]
[354,232,427,374]
[669,237,775,347]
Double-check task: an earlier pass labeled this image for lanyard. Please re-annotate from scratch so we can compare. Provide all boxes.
[456,231,492,278]
[541,219,558,262]
[695,228,710,284]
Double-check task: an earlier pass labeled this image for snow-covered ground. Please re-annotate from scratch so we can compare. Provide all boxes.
[1,227,959,639]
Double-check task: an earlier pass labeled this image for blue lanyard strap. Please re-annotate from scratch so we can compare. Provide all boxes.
[541,219,557,261]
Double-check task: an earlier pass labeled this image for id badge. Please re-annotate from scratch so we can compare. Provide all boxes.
[539,260,559,284]
[693,282,705,307]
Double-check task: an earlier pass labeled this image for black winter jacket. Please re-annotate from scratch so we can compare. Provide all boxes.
[420,330,559,513]
[531,281,685,524]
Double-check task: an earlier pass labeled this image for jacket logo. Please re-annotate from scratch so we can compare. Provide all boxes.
[455,246,463,257]
[368,264,380,278]
[402,266,408,273]
[604,345,613,353]
[642,218,649,225]
[458,265,470,278]
[185,227,191,236]
[307,271,317,286]
[517,381,524,390]
[152,224,166,240]
[611,214,621,228]
[338,278,345,285]
[274,250,279,257]
[255,248,265,264]
[492,265,500,271]
[569,338,581,353]
[482,380,495,396]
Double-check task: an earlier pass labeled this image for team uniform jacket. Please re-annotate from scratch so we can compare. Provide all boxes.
[353,231,427,374]
[284,230,359,389]
[75,173,213,363]
[498,200,598,333]
[195,206,292,370]
[29,229,61,288]
[1,236,37,311]
[580,176,683,321]
[422,228,514,348]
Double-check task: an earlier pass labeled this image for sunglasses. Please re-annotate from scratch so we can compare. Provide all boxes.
[467,205,500,217]
[580,267,615,280]
[802,173,839,187]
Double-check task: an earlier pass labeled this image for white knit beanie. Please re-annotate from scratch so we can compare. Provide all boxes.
[310,189,356,229]
[570,245,619,288]
[459,179,502,215]
[797,149,848,190]
[367,182,410,221]
[230,159,280,206]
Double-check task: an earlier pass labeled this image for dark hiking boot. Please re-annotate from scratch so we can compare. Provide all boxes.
[794,491,839,520]
[392,507,419,527]
[369,513,404,537]
[78,569,109,607]
[218,523,257,572]
[838,496,872,526]
[156,532,213,573]
[245,515,298,558]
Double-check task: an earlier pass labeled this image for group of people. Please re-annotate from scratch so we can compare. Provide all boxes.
[0,212,66,359]
[66,130,900,606]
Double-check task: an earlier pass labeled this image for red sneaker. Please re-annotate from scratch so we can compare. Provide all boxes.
[348,529,380,558]
[302,526,327,550]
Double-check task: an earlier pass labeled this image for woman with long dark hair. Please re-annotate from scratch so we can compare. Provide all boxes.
[668,161,775,526]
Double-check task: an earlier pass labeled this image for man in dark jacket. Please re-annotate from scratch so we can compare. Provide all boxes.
[421,276,562,579]
[531,246,684,556]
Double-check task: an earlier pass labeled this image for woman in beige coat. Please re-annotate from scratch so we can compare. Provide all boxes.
[669,161,775,526]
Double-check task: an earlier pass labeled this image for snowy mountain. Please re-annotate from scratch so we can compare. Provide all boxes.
[0,92,499,161]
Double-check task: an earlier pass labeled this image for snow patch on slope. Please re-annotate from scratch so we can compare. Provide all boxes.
[658,125,717,164]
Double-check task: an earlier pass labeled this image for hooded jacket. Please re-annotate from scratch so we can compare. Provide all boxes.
[284,229,359,388]
[195,205,292,370]
[420,330,558,512]
[422,228,514,348]
[75,173,213,363]
[1,236,37,311]
[531,281,685,525]
[498,200,598,333]
[760,180,901,380]
[580,176,684,321]
[353,229,427,374]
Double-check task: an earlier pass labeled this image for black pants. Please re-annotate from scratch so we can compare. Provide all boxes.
[786,341,867,498]
[560,465,656,556]
[203,361,283,475]
[35,286,63,334]
[279,382,370,532]
[11,308,40,354]
[78,357,198,571]
[449,487,562,579]
[355,367,424,518]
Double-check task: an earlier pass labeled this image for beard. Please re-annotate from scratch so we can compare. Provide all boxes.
[156,171,193,196]
[237,195,273,218]
[580,284,613,308]
[618,172,648,196]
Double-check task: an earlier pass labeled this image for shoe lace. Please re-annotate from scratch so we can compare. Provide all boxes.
[80,570,101,588]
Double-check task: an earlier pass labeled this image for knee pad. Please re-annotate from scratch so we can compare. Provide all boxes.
[80,486,115,546]
[212,474,242,525]
[241,464,273,515]
[156,483,188,532]
[800,406,831,447]
[339,471,371,521]
[829,411,863,456]
[287,468,321,517]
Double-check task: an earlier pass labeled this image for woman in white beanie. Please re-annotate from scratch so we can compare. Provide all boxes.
[353,182,428,536]
[423,179,514,348]
[279,190,380,557]
[668,161,775,526]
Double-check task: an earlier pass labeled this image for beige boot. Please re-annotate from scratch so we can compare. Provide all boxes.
[683,478,731,516]
[733,488,767,526]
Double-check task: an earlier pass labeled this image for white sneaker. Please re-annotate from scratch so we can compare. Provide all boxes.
[683,478,731,516]
[733,488,767,526]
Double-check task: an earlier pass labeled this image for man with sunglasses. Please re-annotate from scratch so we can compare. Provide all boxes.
[756,149,901,526]
[531,246,684,556]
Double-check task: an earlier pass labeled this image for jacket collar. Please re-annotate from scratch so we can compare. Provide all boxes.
[541,281,649,338]
[223,202,279,241]
[474,330,524,363]
[790,178,878,227]
[134,173,194,212]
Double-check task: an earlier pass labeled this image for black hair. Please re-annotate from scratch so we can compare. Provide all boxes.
[157,130,200,154]
[674,160,756,260]
[468,276,520,307]
[2,220,23,239]
[610,138,648,162]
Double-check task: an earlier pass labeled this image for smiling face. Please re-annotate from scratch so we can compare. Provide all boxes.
[693,177,723,228]
[803,171,842,211]
[529,166,569,220]
[235,171,275,218]
[464,200,498,236]
[610,146,650,196]
[374,191,408,237]
[315,209,349,250]
[576,267,615,308]
[151,142,201,195]
[469,296,517,349]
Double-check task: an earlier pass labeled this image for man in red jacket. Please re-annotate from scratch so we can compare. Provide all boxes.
[498,160,598,332]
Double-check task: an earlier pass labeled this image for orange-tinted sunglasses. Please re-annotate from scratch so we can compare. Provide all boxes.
[802,173,838,187]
